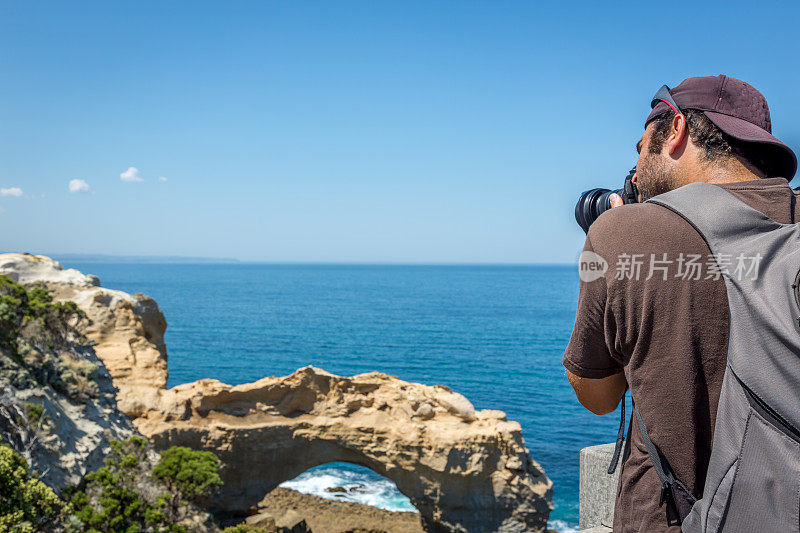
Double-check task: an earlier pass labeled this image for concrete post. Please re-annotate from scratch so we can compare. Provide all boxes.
[579,443,619,532]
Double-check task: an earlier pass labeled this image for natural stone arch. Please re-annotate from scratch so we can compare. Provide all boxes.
[140,367,553,532]
[1,254,554,533]
[158,431,428,516]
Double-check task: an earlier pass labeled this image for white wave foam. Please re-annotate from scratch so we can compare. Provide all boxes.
[281,464,580,528]
[279,464,417,513]
[547,518,579,533]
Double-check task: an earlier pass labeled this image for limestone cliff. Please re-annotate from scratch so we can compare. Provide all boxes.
[0,256,137,492]
[0,253,554,533]
[0,254,168,418]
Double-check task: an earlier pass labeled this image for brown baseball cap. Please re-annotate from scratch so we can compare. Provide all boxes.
[645,75,797,179]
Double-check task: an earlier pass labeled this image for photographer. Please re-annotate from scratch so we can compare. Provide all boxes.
[563,75,798,532]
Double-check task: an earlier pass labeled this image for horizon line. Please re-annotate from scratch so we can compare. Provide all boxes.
[33,252,578,267]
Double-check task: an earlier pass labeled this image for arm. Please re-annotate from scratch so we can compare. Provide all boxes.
[562,230,626,415]
[566,369,626,415]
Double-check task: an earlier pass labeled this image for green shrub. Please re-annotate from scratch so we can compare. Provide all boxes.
[153,447,222,502]
[21,403,46,427]
[68,436,173,533]
[0,276,96,402]
[68,437,221,532]
[53,356,100,402]
[0,443,62,532]
[0,275,88,352]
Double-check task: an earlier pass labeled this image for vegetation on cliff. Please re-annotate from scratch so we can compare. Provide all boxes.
[0,436,223,532]
[152,446,223,510]
[0,275,97,402]
[68,436,222,532]
[0,279,223,532]
[0,443,62,533]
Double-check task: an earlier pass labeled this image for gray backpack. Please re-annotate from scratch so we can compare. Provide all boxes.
[619,182,800,531]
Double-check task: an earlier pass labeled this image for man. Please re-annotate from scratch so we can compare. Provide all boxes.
[563,75,798,532]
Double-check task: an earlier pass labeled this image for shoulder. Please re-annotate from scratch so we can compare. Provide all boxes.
[586,202,701,256]
[586,202,714,292]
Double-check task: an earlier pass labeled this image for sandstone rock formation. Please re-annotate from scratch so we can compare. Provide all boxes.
[0,253,554,532]
[0,255,137,491]
[0,253,169,418]
[140,366,553,532]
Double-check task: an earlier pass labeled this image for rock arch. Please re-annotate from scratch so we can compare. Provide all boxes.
[139,367,553,532]
[1,254,554,532]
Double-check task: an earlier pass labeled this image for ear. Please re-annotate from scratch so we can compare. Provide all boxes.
[666,113,688,156]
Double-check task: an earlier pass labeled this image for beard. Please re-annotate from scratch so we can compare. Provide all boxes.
[636,153,678,201]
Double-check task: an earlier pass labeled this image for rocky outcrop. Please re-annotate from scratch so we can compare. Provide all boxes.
[0,253,554,532]
[0,253,169,417]
[0,371,136,493]
[0,255,137,491]
[140,366,552,532]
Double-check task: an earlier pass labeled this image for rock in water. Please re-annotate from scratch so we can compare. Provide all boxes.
[0,253,554,532]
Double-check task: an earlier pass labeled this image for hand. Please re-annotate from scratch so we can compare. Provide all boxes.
[609,193,624,209]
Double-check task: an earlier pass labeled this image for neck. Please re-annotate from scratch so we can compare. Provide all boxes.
[690,156,766,186]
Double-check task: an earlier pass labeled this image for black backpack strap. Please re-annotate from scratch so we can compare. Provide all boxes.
[605,388,697,523]
[633,402,697,523]
[607,385,627,474]
[634,406,676,503]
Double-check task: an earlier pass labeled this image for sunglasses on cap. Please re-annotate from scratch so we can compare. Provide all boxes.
[651,85,683,115]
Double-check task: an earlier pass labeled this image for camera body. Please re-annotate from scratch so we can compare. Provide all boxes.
[574,167,638,233]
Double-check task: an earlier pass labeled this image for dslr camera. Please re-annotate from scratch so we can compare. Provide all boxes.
[574,167,639,233]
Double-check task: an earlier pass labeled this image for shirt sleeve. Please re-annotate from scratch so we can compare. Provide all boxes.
[562,233,624,378]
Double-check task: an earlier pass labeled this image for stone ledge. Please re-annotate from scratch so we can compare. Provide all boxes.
[579,443,619,530]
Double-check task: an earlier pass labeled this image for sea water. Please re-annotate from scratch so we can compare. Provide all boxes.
[63,262,627,532]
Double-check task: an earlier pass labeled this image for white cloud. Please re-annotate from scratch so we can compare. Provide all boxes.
[120,166,143,182]
[69,179,90,193]
[0,187,22,197]
[158,176,168,182]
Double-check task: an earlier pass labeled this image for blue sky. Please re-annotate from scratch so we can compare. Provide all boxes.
[1,1,798,263]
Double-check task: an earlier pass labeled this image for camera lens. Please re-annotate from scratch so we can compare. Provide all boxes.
[574,188,621,233]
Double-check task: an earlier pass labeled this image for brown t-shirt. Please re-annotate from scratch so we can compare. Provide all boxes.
[563,177,800,532]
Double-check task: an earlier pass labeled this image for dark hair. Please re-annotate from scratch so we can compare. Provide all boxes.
[648,110,782,177]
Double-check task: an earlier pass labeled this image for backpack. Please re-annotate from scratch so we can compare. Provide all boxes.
[607,181,800,532]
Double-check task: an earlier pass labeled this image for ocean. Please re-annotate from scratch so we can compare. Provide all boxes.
[62,262,627,532]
